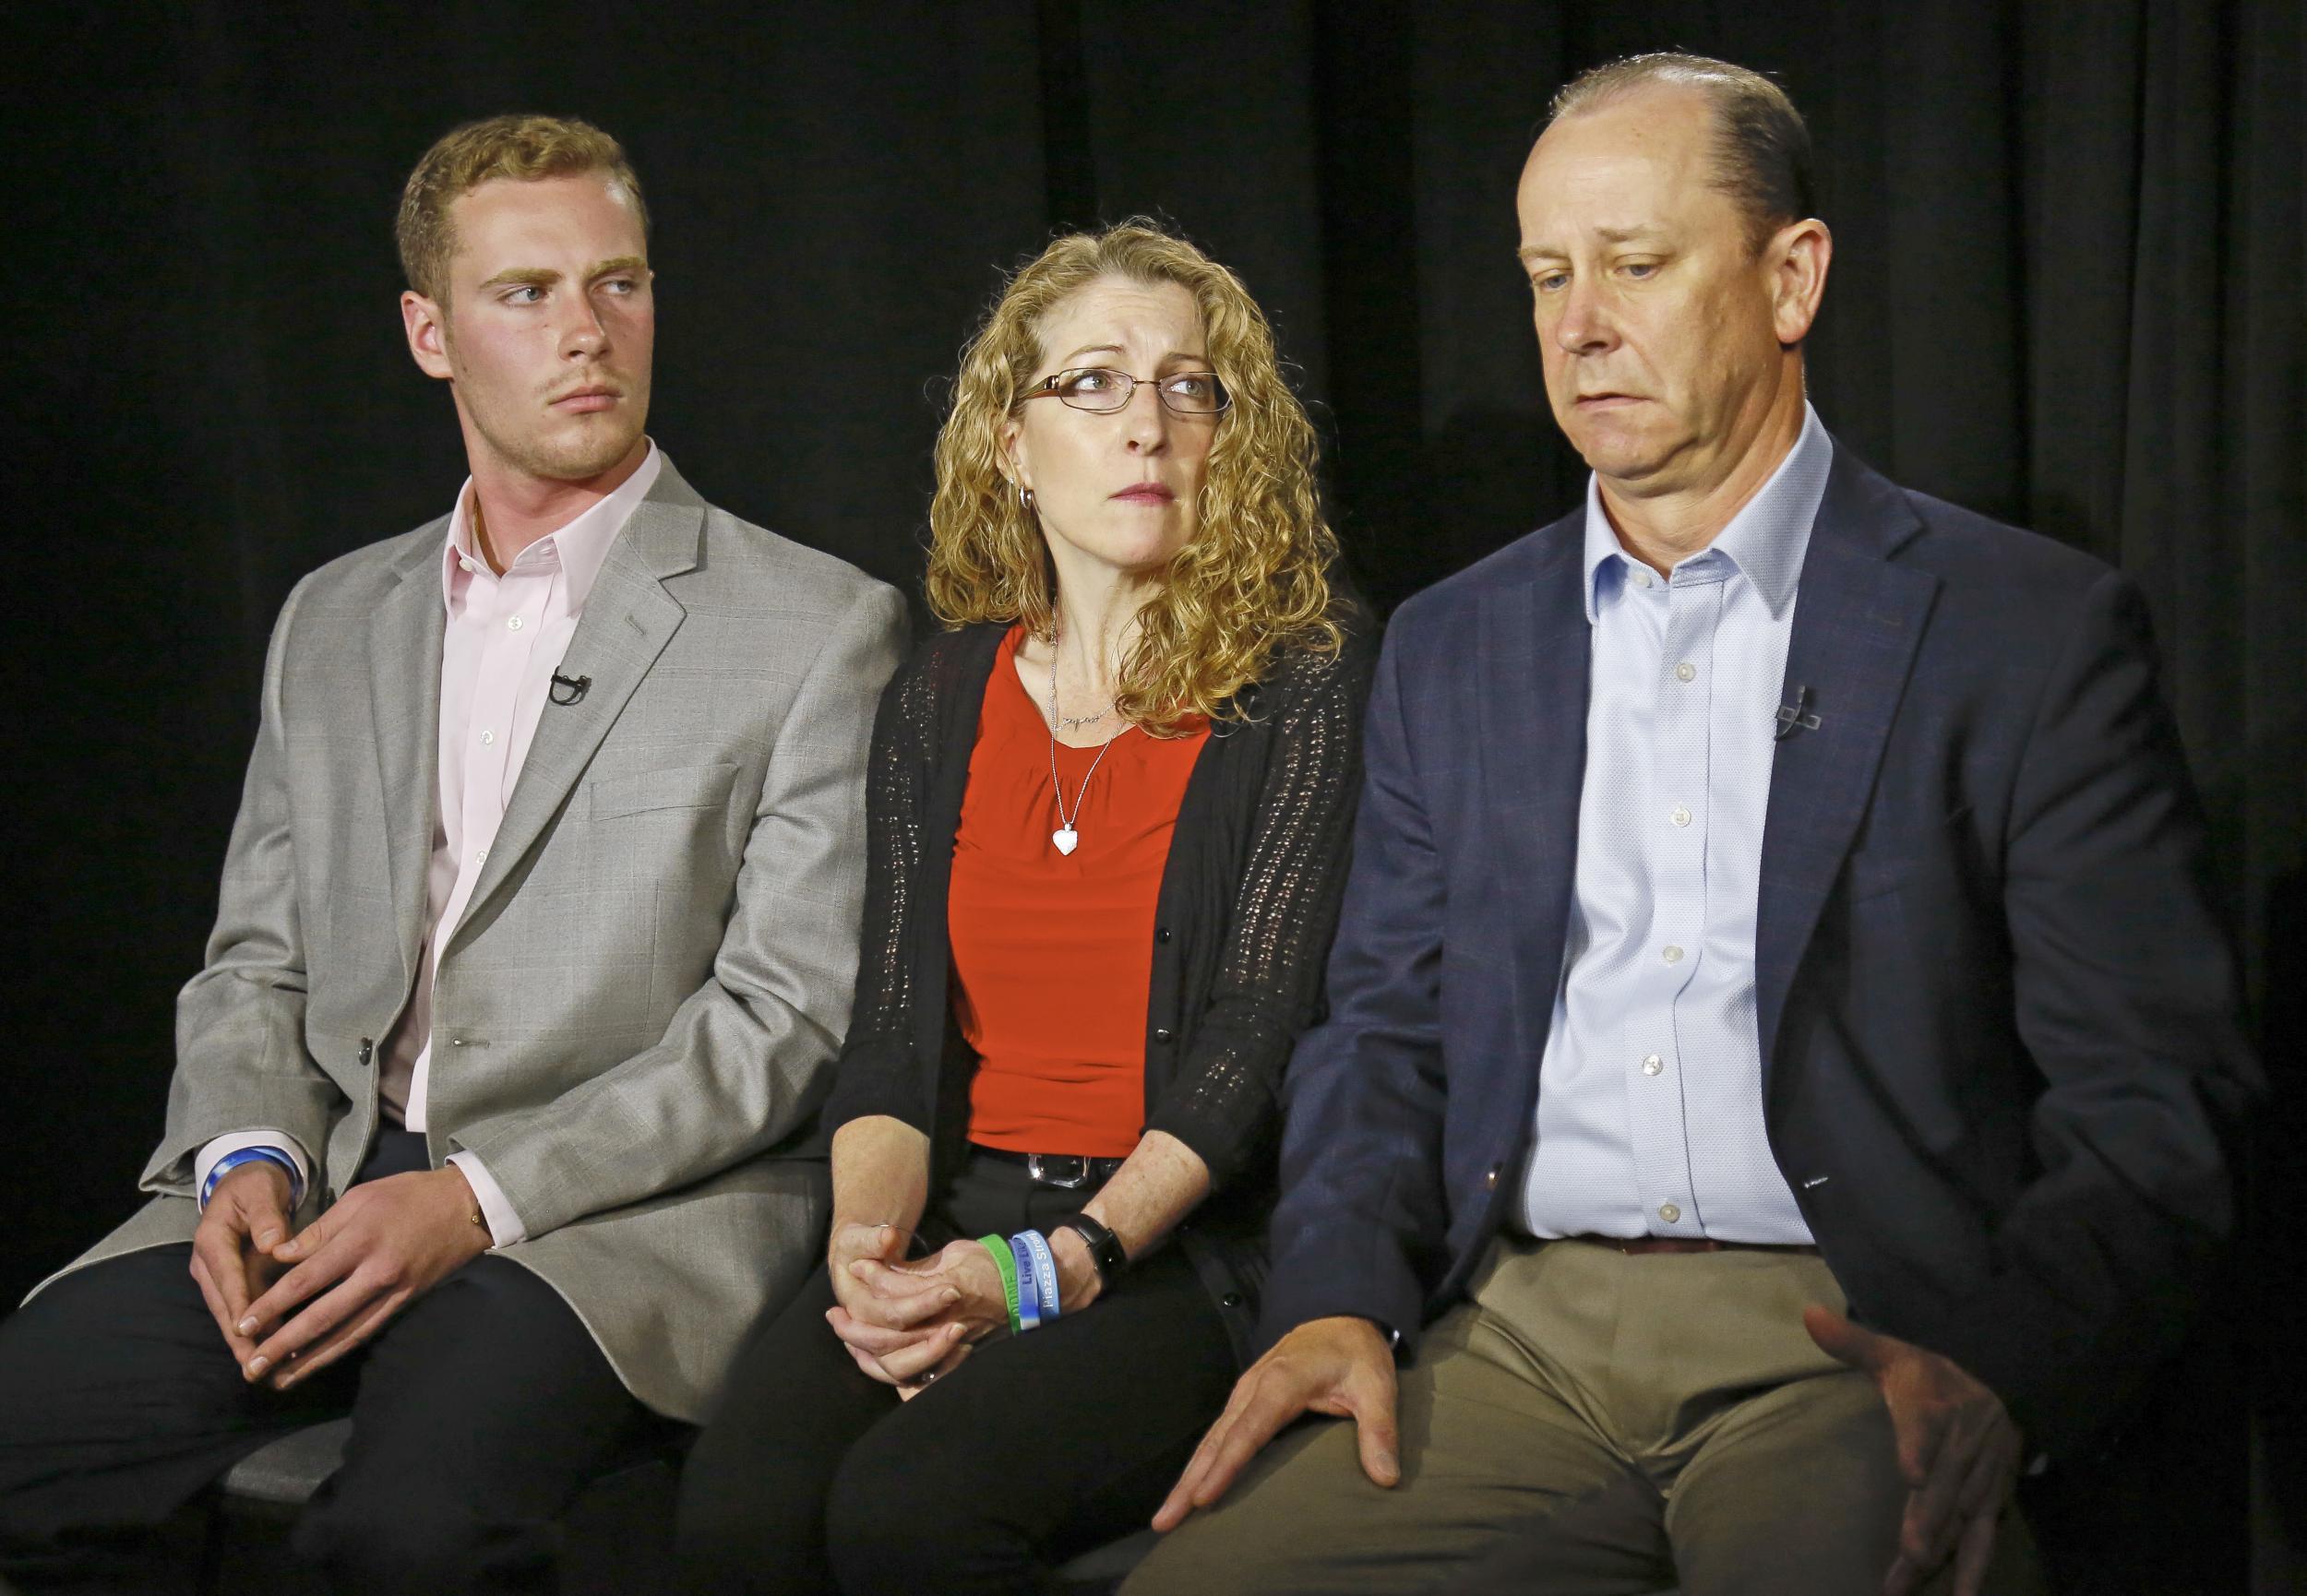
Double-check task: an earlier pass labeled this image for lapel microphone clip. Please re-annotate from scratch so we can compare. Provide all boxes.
[549,672,592,707]
[1775,684,1821,742]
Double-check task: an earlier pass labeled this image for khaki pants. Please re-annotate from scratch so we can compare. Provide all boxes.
[1124,1237,2042,1596]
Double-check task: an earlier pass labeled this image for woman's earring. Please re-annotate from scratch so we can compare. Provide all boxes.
[1019,485,1036,516]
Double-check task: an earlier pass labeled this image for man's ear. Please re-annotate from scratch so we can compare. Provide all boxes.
[401,291,453,381]
[1769,218,1833,347]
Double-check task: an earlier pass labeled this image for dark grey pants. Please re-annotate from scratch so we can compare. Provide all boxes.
[0,1133,663,1594]
[675,1149,1237,1596]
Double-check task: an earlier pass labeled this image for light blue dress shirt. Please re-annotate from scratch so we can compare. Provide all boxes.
[1516,404,1833,1244]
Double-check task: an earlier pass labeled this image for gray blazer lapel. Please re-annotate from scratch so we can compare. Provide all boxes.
[1754,451,1938,1076]
[366,526,449,986]
[442,470,702,955]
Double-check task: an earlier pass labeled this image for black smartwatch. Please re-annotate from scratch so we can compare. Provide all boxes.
[1059,1213,1130,1285]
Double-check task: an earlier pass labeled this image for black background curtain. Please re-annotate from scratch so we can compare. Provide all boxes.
[5,4,2299,1590]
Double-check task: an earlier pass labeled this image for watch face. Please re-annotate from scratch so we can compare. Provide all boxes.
[1069,1216,1127,1279]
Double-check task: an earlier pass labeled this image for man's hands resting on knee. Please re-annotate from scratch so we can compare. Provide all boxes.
[190,1162,494,1390]
[1806,1305,2024,1596]
[1154,1315,1400,1530]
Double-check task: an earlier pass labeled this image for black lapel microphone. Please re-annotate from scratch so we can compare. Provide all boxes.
[1774,684,1822,742]
[549,672,592,707]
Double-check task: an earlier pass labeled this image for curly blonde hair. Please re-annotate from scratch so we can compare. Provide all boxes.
[926,220,1342,732]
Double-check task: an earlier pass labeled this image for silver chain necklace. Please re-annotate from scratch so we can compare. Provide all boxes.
[1047,640,1127,856]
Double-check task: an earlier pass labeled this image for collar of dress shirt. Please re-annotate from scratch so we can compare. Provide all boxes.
[438,440,663,615]
[1581,402,1831,625]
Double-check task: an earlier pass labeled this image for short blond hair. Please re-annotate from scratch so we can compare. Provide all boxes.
[396,114,647,302]
[927,220,1343,732]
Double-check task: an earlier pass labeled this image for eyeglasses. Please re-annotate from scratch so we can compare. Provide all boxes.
[1020,366,1231,417]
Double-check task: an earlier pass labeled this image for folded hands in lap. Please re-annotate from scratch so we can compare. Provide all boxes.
[827,1220,1106,1396]
[188,1161,493,1391]
[827,1222,1001,1392]
[188,1161,297,1376]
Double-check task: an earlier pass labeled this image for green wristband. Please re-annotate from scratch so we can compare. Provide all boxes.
[977,1234,1023,1334]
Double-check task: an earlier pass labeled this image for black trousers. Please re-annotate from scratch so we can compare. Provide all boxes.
[675,1151,1237,1596]
[0,1132,663,1594]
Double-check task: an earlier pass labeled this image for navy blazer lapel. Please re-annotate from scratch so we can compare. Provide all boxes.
[1478,518,1591,1068]
[1755,449,1938,1076]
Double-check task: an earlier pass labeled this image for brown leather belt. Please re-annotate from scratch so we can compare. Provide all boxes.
[1565,1234,1822,1257]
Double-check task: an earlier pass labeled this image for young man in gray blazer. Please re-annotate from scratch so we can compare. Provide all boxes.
[0,115,908,1592]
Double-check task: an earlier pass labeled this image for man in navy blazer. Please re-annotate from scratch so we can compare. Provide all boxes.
[1130,52,2257,1596]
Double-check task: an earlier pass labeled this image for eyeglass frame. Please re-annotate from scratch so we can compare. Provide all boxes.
[1016,365,1232,417]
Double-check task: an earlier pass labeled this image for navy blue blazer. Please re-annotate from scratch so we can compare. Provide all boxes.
[1261,443,2261,1458]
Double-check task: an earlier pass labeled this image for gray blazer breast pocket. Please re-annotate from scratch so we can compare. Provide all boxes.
[588,761,742,820]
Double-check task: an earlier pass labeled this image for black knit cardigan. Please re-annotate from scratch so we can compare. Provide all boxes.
[820,618,1373,1368]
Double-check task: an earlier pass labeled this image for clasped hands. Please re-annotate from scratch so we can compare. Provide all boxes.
[1156,1307,2022,1596]
[825,1221,1101,1395]
[187,1159,493,1391]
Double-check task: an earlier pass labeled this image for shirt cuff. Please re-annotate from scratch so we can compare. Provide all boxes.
[446,1150,527,1249]
[195,1131,312,1209]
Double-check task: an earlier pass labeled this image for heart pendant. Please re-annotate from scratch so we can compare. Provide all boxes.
[1053,828,1079,855]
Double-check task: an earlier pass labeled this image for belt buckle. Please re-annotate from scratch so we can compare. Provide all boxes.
[1025,1153,1091,1189]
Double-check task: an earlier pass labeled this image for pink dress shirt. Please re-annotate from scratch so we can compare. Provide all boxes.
[195,446,663,1247]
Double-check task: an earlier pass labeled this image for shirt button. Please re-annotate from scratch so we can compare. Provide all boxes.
[1659,1201,1682,1224]
[507,615,524,632]
[1642,1054,1664,1076]
[474,848,488,866]
[460,557,479,573]
[1484,1163,1501,1190]
[1674,661,1696,684]
[479,729,496,746]
[1153,1026,1174,1042]
[1154,926,1172,944]
[1669,804,1691,828]
[1631,566,1654,589]
[1662,944,1684,965]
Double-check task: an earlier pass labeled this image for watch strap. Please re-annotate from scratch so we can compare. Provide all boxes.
[1060,1213,1129,1284]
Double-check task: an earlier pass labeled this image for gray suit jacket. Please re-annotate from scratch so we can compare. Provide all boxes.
[40,456,909,1420]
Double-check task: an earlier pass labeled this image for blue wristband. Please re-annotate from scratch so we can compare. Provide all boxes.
[1008,1235,1043,1330]
[200,1147,305,1211]
[1017,1230,1062,1325]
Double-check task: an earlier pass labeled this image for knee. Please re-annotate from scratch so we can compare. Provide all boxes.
[674,1433,827,1596]
[824,1433,1021,1596]
[672,1484,787,1595]
[297,1485,553,1593]
[822,1441,916,1589]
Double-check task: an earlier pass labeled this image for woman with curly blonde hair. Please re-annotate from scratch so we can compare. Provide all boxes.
[677,220,1372,1594]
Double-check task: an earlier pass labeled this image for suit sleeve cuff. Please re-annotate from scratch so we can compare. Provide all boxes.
[195,1131,312,1209]
[446,1150,527,1249]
